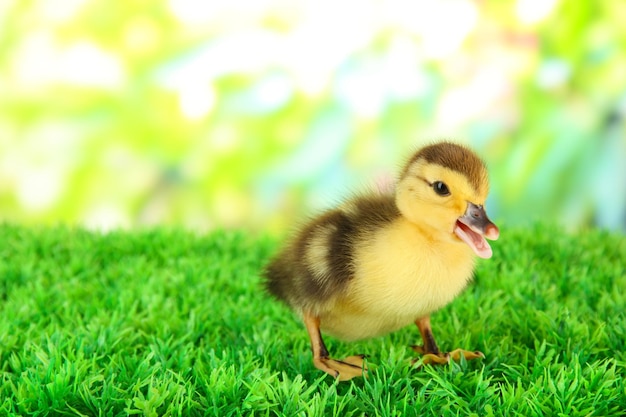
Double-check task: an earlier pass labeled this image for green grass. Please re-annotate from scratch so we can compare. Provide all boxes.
[0,224,625,416]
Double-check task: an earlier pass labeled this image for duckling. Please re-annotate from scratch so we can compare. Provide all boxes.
[263,142,499,381]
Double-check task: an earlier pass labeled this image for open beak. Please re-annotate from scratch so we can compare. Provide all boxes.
[454,202,499,259]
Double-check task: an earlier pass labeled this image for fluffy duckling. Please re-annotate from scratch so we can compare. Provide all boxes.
[263,142,499,381]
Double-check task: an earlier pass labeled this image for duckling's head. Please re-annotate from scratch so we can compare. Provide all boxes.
[396,142,499,258]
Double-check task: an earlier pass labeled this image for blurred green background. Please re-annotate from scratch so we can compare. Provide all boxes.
[1,0,625,233]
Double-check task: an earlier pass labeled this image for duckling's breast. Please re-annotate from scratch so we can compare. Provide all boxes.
[320,218,476,341]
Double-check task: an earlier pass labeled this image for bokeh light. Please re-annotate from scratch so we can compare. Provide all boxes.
[0,0,624,233]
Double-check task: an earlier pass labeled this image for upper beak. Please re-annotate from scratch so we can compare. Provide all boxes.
[459,202,499,240]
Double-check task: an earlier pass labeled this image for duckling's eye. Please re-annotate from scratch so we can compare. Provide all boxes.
[432,181,450,196]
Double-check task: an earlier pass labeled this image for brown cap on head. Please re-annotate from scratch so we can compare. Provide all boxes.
[401,142,487,192]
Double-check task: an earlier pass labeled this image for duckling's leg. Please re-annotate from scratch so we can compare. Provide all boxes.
[411,316,484,365]
[303,312,367,381]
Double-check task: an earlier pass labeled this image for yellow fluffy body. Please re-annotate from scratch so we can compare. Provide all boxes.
[320,216,475,340]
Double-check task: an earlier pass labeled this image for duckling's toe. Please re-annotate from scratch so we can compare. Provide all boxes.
[447,348,485,362]
[411,346,484,366]
[342,354,369,368]
[314,355,368,381]
[411,344,426,355]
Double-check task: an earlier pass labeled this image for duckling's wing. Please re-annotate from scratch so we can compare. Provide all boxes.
[263,194,400,312]
[263,210,355,311]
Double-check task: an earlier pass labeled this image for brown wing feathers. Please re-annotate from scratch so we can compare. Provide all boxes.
[264,210,355,308]
[264,194,400,311]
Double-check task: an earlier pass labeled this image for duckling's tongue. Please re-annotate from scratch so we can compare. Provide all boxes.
[454,220,493,259]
